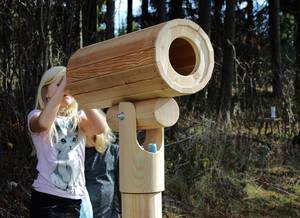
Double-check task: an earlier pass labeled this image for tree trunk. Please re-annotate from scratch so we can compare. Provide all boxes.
[105,0,115,39]
[82,0,97,45]
[141,0,149,28]
[269,0,283,99]
[170,0,184,19]
[64,0,77,58]
[207,0,223,105]
[127,0,133,33]
[244,0,256,109]
[218,0,236,126]
[39,0,50,72]
[198,0,211,36]
[79,8,83,48]
[157,0,167,23]
[295,2,300,114]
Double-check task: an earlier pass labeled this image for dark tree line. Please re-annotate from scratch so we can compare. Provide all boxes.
[0,0,299,152]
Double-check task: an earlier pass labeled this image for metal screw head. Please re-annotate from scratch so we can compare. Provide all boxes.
[117,112,125,120]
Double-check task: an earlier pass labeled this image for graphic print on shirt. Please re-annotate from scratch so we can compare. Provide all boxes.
[50,119,81,193]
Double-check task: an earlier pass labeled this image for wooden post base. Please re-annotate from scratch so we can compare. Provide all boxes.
[122,193,162,218]
[118,101,166,218]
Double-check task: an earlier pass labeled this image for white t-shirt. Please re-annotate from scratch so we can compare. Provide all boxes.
[28,109,86,199]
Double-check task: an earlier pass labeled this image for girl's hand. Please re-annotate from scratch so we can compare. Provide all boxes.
[47,74,66,100]
[30,74,68,133]
[54,75,67,97]
[80,109,109,136]
[58,75,67,90]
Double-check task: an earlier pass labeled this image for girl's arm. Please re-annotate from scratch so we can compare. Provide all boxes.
[80,109,109,136]
[30,76,66,132]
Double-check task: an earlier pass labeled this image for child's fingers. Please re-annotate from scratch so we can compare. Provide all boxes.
[59,75,67,87]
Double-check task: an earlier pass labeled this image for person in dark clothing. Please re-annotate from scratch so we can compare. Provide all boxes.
[84,115,121,218]
[85,144,121,218]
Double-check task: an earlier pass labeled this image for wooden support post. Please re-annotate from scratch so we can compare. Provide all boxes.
[118,101,165,218]
[122,193,162,217]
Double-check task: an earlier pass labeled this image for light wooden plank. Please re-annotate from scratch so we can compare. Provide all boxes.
[73,77,170,108]
[67,64,158,96]
[107,98,179,131]
[67,48,156,83]
[67,23,165,70]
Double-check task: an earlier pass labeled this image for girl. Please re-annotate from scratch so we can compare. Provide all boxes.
[28,66,108,218]
[84,113,121,218]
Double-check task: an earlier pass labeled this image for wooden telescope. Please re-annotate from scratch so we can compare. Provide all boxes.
[67,19,214,218]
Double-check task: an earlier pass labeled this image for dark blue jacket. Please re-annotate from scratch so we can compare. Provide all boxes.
[85,144,121,218]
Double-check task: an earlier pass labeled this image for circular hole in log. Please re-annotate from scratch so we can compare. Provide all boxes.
[169,38,197,76]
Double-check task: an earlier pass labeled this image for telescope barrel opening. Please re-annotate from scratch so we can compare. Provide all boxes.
[168,37,197,76]
[67,19,214,108]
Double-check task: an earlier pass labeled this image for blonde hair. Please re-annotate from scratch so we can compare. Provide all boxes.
[86,110,115,153]
[35,66,80,143]
[36,66,66,110]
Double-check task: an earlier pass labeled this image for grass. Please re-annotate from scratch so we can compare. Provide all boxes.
[162,111,300,217]
[238,167,300,218]
[163,162,300,217]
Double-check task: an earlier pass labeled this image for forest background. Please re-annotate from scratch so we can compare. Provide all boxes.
[0,0,300,217]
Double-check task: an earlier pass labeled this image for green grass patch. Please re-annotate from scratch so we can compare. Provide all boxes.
[241,179,300,217]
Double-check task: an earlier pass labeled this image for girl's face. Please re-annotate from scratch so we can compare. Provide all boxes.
[61,90,73,108]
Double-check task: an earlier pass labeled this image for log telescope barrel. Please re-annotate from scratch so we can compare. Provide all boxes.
[66,19,214,108]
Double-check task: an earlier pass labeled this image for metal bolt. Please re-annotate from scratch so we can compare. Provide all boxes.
[117,112,125,120]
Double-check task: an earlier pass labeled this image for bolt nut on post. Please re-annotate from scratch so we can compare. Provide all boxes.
[118,112,125,120]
